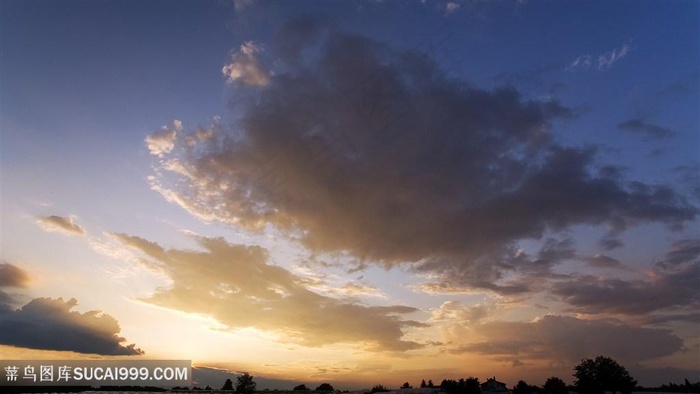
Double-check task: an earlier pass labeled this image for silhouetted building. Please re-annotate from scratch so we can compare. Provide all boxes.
[480,377,509,393]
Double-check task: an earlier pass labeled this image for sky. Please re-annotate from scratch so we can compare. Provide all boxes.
[1,0,699,389]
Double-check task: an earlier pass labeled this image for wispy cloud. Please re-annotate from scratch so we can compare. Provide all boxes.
[569,42,633,71]
[233,0,255,11]
[617,118,676,140]
[35,215,86,236]
[597,42,632,69]
[569,54,591,69]
[445,2,460,15]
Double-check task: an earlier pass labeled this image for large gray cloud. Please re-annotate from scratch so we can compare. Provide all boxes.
[147,23,697,295]
[0,297,144,355]
[113,232,424,352]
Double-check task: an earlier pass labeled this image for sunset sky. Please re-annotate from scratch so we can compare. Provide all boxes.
[1,0,699,389]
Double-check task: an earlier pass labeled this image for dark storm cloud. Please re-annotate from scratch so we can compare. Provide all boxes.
[0,297,144,355]
[148,23,697,294]
[113,232,425,351]
[456,315,683,363]
[617,118,675,141]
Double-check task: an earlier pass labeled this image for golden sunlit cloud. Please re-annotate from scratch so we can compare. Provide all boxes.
[222,41,271,86]
[112,232,425,352]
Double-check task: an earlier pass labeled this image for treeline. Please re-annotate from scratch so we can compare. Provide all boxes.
[216,357,699,394]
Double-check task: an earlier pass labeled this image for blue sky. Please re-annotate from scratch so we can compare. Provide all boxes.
[1,0,699,389]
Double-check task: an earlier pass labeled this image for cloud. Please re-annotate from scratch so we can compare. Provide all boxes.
[429,301,491,325]
[553,261,699,315]
[36,215,86,236]
[569,42,632,71]
[584,254,625,269]
[597,42,632,69]
[598,236,624,251]
[660,239,700,266]
[113,232,424,352]
[445,2,460,15]
[0,262,31,314]
[0,297,144,355]
[657,73,700,97]
[456,315,683,364]
[148,25,696,294]
[569,55,591,70]
[0,262,30,288]
[233,0,255,11]
[222,41,271,86]
[617,118,675,141]
[146,120,182,157]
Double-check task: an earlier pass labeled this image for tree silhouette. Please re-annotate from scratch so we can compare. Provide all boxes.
[512,380,535,394]
[293,385,310,391]
[543,377,567,394]
[440,379,457,394]
[316,383,334,391]
[427,380,435,388]
[402,382,413,389]
[440,378,480,394]
[222,378,234,391]
[462,378,480,394]
[421,380,427,388]
[574,356,637,394]
[235,373,257,394]
[371,384,390,393]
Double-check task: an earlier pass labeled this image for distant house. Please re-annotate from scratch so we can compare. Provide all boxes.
[480,377,510,393]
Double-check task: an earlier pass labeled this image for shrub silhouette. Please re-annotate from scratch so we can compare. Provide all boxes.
[316,383,334,391]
